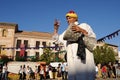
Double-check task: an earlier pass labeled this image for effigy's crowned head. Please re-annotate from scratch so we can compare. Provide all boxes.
[66,10,78,19]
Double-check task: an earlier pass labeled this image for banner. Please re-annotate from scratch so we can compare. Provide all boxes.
[97,29,120,42]
[20,44,25,57]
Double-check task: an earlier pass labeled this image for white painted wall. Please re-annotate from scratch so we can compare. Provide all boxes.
[7,61,40,74]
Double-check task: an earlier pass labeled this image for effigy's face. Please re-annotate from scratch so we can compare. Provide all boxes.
[66,16,77,24]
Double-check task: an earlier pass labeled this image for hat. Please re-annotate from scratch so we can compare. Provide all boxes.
[66,10,78,18]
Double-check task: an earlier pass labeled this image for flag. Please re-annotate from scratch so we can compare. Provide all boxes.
[20,44,25,57]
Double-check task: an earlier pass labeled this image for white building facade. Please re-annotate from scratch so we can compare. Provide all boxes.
[0,22,58,60]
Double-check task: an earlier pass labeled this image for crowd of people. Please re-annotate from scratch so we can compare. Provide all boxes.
[95,62,120,79]
[0,62,120,80]
[18,62,68,80]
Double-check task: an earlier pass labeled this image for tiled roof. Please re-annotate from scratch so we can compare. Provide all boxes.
[0,22,53,39]
[15,31,53,39]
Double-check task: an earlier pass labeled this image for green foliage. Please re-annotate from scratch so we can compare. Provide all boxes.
[40,48,64,64]
[40,48,54,64]
[15,56,26,61]
[0,55,12,63]
[93,44,116,64]
[30,56,38,62]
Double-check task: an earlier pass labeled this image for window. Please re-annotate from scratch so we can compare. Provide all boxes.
[36,41,40,49]
[16,51,20,58]
[35,52,39,60]
[24,40,28,48]
[2,29,8,37]
[42,41,46,47]
[16,40,21,48]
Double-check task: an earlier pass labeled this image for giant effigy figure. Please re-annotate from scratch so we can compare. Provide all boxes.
[53,10,97,80]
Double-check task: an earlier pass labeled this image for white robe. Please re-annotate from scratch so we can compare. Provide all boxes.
[54,22,96,80]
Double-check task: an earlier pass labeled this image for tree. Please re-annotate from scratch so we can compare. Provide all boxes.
[0,55,12,63]
[40,48,65,64]
[93,44,116,64]
[40,48,53,64]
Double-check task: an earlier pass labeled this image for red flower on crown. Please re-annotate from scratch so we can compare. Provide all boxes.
[68,10,75,13]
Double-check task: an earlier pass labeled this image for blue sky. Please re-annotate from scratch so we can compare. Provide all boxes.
[0,0,120,50]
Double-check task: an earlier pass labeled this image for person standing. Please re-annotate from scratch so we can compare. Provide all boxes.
[22,65,26,80]
[97,63,102,78]
[101,64,108,79]
[39,66,45,80]
[53,10,96,80]
[26,66,31,80]
[61,62,65,80]
[65,63,68,80]
[2,64,8,80]
[48,64,53,80]
[34,65,38,80]
[45,65,49,79]
[112,63,117,78]
[18,65,23,80]
[0,64,2,80]
[95,64,98,78]
[57,63,62,80]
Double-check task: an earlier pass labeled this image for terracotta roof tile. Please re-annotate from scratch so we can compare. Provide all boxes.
[15,31,53,38]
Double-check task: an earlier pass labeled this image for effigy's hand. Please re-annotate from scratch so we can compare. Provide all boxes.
[71,25,88,36]
[71,25,81,33]
[54,19,60,34]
